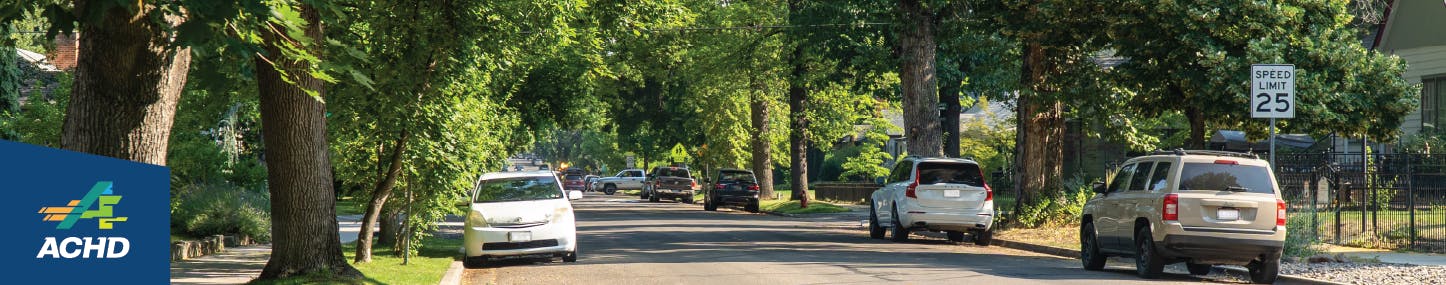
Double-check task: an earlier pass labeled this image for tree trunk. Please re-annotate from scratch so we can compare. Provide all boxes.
[354,131,409,263]
[61,2,190,165]
[939,64,963,158]
[786,18,809,206]
[897,0,943,158]
[255,5,361,279]
[750,77,775,200]
[1186,105,1205,149]
[377,205,400,248]
[1010,42,1065,225]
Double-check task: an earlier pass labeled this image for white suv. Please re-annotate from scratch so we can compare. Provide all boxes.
[463,171,582,267]
[1080,150,1285,283]
[869,156,995,245]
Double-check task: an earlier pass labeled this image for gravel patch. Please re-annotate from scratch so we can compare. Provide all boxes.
[1282,262,1446,284]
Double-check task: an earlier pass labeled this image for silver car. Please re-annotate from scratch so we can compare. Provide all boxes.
[463,171,581,267]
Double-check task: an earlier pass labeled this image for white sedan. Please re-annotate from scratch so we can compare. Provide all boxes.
[463,171,581,267]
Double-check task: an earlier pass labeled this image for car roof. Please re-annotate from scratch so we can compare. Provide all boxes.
[718,168,753,173]
[902,156,980,164]
[479,171,557,180]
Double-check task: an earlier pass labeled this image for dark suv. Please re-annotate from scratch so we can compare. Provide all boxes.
[703,169,761,212]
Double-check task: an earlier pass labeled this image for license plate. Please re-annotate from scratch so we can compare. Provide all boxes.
[1217,208,1240,221]
[944,190,961,198]
[508,231,532,242]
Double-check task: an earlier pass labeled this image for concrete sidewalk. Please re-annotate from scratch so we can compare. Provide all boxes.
[1325,244,1446,266]
[170,245,271,285]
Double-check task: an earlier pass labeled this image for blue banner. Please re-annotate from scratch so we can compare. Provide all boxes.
[0,140,170,283]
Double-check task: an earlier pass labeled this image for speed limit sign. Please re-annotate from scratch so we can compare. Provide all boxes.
[1251,64,1295,118]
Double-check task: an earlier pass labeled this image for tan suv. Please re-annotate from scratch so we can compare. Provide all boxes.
[1080,150,1286,284]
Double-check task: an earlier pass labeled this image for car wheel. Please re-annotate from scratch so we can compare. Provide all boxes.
[563,250,578,263]
[649,192,660,202]
[1248,251,1281,284]
[972,229,992,246]
[640,189,650,199]
[889,205,910,242]
[1134,227,1165,279]
[1080,222,1106,271]
[704,198,717,211]
[745,201,759,213]
[463,256,485,268]
[604,185,616,195]
[868,202,885,239]
[683,196,694,204]
[946,231,965,242]
[1186,262,1212,275]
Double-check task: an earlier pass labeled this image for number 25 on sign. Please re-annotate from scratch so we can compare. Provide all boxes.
[1251,64,1295,119]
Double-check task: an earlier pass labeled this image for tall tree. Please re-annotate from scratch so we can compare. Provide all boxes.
[253,4,359,279]
[896,0,942,157]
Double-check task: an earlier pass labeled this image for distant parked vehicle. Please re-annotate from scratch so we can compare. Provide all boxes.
[703,169,761,213]
[594,169,646,195]
[642,166,698,203]
[870,156,994,245]
[583,175,601,192]
[462,171,581,268]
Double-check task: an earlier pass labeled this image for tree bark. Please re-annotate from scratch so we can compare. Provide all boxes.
[255,5,361,279]
[786,12,809,205]
[61,2,190,165]
[377,205,400,248]
[750,77,775,200]
[1186,105,1206,149]
[1011,42,1066,224]
[354,130,409,263]
[939,63,963,158]
[897,0,943,158]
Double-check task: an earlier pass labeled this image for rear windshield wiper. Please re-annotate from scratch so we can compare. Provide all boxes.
[1225,186,1250,192]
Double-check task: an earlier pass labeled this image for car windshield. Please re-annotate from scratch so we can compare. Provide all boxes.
[717,171,755,183]
[473,176,563,203]
[916,162,985,187]
[1178,163,1275,194]
[654,168,690,178]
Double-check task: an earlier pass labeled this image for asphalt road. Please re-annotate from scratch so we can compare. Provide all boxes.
[460,193,1318,285]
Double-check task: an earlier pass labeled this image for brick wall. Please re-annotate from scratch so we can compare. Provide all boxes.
[49,33,78,70]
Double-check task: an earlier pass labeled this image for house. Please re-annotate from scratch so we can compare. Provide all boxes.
[1356,1,1446,152]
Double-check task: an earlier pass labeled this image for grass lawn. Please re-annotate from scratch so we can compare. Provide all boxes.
[249,237,461,285]
[759,200,851,214]
[619,189,641,196]
[335,196,366,216]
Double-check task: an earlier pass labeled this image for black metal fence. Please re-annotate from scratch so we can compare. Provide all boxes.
[1276,152,1446,252]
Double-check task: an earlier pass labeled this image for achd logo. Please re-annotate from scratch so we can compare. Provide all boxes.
[33,181,131,259]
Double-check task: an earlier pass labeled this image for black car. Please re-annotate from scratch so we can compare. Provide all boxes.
[704,168,760,212]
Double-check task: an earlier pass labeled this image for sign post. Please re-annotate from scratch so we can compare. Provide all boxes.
[1251,64,1296,167]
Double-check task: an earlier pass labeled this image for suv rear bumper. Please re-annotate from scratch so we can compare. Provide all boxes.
[899,203,994,232]
[714,195,758,206]
[1155,224,1285,264]
[653,189,695,199]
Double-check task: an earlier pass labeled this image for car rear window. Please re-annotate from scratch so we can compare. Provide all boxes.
[1178,163,1275,194]
[654,168,691,178]
[474,176,563,203]
[915,162,984,187]
[718,171,756,183]
[565,175,583,181]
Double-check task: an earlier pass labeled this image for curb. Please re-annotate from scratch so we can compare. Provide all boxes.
[438,260,464,285]
[991,238,1344,285]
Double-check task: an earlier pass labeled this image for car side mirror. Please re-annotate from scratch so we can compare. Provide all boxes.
[1091,181,1107,194]
[568,190,584,200]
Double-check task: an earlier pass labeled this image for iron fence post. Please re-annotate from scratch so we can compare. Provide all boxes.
[1408,154,1416,249]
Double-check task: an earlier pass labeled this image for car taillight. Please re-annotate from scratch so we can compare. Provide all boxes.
[1163,194,1178,221]
[715,184,725,190]
[979,167,992,201]
[1277,199,1287,227]
[692,181,699,189]
[747,184,759,191]
[905,170,919,198]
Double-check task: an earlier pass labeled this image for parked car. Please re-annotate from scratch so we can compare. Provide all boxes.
[514,165,524,172]
[594,169,647,195]
[703,169,761,212]
[561,168,588,191]
[642,166,698,203]
[583,175,601,192]
[869,156,994,245]
[1079,150,1286,284]
[462,171,581,268]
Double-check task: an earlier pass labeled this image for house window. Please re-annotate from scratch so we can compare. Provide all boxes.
[1425,76,1446,131]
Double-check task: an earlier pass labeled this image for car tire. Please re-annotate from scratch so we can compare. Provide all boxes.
[972,229,992,246]
[640,189,650,200]
[649,193,660,203]
[463,256,485,268]
[946,231,965,242]
[683,196,694,204]
[704,198,717,211]
[745,201,759,213]
[890,205,910,242]
[1134,227,1165,279]
[868,202,885,239]
[1186,262,1212,275]
[1248,251,1281,284]
[1080,222,1106,271]
[604,185,617,195]
[563,250,578,263]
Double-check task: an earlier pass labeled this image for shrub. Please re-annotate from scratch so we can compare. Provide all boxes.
[172,183,271,242]
[1011,174,1095,228]
[1283,213,1324,257]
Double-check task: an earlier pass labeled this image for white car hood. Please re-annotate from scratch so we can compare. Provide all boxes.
[472,199,569,226]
